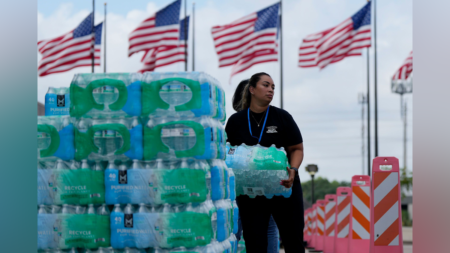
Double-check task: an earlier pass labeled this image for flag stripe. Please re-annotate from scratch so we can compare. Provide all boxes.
[211,3,279,79]
[128,0,181,57]
[37,13,102,77]
[299,2,371,69]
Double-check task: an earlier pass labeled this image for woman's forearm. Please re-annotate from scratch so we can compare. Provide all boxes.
[289,148,304,169]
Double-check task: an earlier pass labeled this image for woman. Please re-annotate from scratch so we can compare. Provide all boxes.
[226,72,305,253]
[232,79,281,253]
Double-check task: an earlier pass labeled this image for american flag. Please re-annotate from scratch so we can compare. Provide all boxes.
[298,2,371,69]
[139,16,189,73]
[128,0,181,57]
[211,3,280,78]
[392,51,413,82]
[38,13,102,77]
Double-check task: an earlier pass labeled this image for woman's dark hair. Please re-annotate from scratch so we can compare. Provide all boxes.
[232,79,249,111]
[232,72,271,111]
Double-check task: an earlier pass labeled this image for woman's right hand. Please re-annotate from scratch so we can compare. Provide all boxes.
[280,167,296,188]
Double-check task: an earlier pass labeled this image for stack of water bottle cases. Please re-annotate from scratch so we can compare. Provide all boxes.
[38,72,239,253]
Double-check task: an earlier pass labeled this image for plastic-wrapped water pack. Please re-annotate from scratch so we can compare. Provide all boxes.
[110,201,217,249]
[143,117,225,160]
[141,72,225,122]
[38,160,105,205]
[70,73,142,118]
[38,116,75,161]
[74,117,143,161]
[225,143,292,198]
[214,199,239,242]
[105,159,210,205]
[38,204,111,250]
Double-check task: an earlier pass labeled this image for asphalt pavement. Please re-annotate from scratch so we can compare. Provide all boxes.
[279,227,413,253]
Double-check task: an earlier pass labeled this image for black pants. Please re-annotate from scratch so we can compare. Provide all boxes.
[237,177,305,253]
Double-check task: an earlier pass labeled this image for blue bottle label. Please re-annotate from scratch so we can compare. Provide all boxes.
[45,93,70,116]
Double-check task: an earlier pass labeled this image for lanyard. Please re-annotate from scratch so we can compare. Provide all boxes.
[248,106,270,144]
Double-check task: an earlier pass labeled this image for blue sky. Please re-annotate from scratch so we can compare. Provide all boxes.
[37,0,413,183]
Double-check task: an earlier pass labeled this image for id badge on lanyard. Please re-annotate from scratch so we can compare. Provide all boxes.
[247,106,270,144]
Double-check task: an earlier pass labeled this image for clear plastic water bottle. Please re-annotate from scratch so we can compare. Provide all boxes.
[80,159,89,170]
[98,204,110,216]
[93,161,104,171]
[138,203,149,213]
[113,204,122,213]
[124,204,134,216]
[87,204,96,215]
[38,205,48,214]
[118,163,127,185]
[75,205,85,214]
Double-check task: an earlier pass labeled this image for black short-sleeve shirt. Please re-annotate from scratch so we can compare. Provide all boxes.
[225,105,303,150]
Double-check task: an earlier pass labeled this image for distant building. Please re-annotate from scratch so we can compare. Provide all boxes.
[38,102,45,116]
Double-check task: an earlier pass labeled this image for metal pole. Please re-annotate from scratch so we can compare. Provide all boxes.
[184,0,187,71]
[192,2,195,71]
[366,48,371,176]
[311,174,315,204]
[104,2,106,73]
[400,93,403,117]
[279,0,283,109]
[403,100,407,170]
[92,0,95,73]
[361,95,365,175]
[373,0,378,157]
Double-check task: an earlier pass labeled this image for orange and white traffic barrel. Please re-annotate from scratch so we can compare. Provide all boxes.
[334,186,352,253]
[304,208,310,244]
[307,208,313,246]
[349,175,371,253]
[323,194,337,253]
[306,207,314,249]
[370,157,404,253]
[315,199,327,251]
[310,203,318,249]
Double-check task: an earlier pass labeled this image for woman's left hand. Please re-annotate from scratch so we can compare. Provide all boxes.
[280,167,296,188]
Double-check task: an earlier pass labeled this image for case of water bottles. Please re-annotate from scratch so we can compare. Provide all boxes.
[110,201,216,249]
[225,143,292,199]
[38,204,111,250]
[141,72,225,123]
[38,116,75,161]
[143,116,226,161]
[38,160,105,205]
[70,73,143,118]
[74,117,143,161]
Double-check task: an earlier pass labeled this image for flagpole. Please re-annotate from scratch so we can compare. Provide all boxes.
[373,0,378,157]
[366,47,371,176]
[184,0,187,71]
[104,2,107,73]
[279,0,283,109]
[92,0,95,73]
[192,2,195,71]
